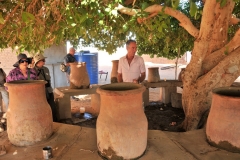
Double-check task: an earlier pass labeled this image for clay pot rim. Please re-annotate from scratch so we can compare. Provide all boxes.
[148,67,159,69]
[70,62,86,65]
[5,80,46,86]
[212,87,240,98]
[96,82,145,95]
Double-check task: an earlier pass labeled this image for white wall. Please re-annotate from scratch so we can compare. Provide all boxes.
[44,44,68,88]
[0,44,69,88]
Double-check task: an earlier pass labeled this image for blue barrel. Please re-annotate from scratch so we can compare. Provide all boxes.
[74,51,98,84]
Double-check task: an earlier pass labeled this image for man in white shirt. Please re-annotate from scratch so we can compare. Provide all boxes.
[117,40,146,83]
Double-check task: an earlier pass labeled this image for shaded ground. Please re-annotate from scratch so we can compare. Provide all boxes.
[144,102,185,132]
[60,101,185,132]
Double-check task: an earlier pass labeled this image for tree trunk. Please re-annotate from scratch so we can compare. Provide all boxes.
[117,0,240,131]
[181,84,212,130]
[181,46,240,131]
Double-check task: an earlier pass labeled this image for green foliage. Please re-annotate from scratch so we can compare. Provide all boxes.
[216,0,228,7]
[190,1,197,17]
[0,0,238,59]
[0,13,4,24]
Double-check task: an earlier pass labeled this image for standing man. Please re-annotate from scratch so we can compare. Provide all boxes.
[118,40,146,83]
[64,47,79,100]
[64,47,77,83]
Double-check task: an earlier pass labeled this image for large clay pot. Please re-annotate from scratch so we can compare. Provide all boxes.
[110,60,119,83]
[96,83,147,159]
[69,62,90,89]
[5,80,53,146]
[206,87,240,152]
[90,93,100,116]
[147,67,160,82]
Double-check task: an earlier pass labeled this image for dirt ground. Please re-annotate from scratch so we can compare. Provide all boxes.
[65,102,185,132]
[60,88,185,132]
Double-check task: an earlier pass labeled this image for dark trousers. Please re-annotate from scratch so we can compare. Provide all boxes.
[47,92,58,122]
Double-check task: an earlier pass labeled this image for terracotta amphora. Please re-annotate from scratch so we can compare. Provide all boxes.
[147,67,160,82]
[5,80,53,146]
[206,87,240,152]
[96,82,147,159]
[69,62,90,89]
[110,60,119,83]
[89,93,100,116]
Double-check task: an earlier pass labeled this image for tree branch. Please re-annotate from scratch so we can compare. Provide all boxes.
[115,4,139,16]
[206,0,235,54]
[182,1,218,85]
[197,0,217,39]
[116,4,199,38]
[230,14,240,25]
[197,47,240,90]
[202,28,240,73]
[0,4,20,31]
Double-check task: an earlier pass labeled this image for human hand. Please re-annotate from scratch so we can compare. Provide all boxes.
[133,79,138,83]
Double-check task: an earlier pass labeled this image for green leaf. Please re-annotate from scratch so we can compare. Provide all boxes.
[190,2,197,17]
[158,26,162,32]
[123,24,128,31]
[141,2,149,10]
[171,0,180,9]
[80,14,88,23]
[220,0,227,8]
[0,13,4,24]
[99,20,104,25]
[22,11,35,23]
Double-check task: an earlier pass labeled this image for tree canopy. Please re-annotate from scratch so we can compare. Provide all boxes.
[0,0,239,58]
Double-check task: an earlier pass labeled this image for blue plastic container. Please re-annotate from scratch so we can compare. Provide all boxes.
[74,51,98,84]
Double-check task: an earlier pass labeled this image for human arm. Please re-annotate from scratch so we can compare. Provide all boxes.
[133,72,145,83]
[134,57,146,83]
[117,73,123,83]
[2,69,6,81]
[6,69,17,83]
[133,72,146,83]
